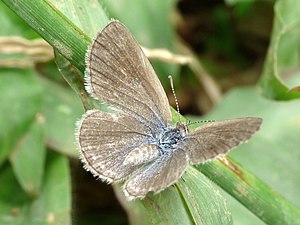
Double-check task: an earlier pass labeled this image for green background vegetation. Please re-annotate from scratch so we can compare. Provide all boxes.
[0,0,299,224]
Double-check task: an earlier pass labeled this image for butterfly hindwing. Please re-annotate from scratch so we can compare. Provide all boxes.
[77,109,155,182]
[123,148,188,199]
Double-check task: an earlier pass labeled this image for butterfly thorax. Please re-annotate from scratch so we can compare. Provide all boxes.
[158,122,189,152]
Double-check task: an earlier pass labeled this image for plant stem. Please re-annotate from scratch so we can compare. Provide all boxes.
[196,157,300,225]
[2,0,90,73]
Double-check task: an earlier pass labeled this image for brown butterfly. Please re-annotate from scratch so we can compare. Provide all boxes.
[76,21,262,200]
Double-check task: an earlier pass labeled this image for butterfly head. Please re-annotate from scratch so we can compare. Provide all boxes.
[176,122,189,137]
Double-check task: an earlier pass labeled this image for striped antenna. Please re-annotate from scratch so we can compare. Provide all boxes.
[168,75,181,122]
[187,119,216,126]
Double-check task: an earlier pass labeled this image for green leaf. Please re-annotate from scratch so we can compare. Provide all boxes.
[197,86,300,224]
[0,163,31,225]
[0,68,42,166]
[52,1,110,111]
[104,0,175,50]
[176,167,232,225]
[0,152,71,225]
[3,1,299,224]
[2,0,90,73]
[9,119,46,197]
[28,151,71,225]
[259,0,300,100]
[225,0,276,5]
[141,167,233,225]
[54,51,94,111]
[50,0,109,37]
[119,179,231,225]
[0,1,39,38]
[142,186,192,225]
[40,77,83,157]
[223,191,265,225]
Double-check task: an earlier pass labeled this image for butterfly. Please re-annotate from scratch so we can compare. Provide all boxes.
[76,21,262,200]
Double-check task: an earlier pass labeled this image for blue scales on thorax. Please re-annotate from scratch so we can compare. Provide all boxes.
[123,122,189,166]
[158,122,189,152]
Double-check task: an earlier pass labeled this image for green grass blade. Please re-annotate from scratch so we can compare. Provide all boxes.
[2,0,90,73]
[9,119,46,197]
[197,158,300,225]
[0,68,42,166]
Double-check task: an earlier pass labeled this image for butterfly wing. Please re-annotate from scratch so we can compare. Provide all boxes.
[183,117,262,164]
[77,109,158,182]
[86,21,172,132]
[123,148,188,199]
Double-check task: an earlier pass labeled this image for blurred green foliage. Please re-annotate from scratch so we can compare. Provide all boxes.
[0,0,299,225]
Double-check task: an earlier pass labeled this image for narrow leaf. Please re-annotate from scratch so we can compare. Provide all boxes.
[40,77,83,157]
[198,86,300,224]
[28,151,71,225]
[2,0,90,73]
[0,68,42,166]
[259,0,300,100]
[10,119,46,197]
[176,167,232,225]
[50,0,109,37]
[0,151,71,225]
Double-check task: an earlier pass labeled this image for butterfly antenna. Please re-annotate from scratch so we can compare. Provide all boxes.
[186,119,191,126]
[168,75,181,122]
[187,119,216,126]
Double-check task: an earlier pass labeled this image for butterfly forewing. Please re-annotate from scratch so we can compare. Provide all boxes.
[86,21,172,131]
[184,117,262,164]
